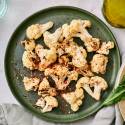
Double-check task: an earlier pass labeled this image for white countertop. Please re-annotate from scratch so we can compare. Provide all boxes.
[0,0,125,105]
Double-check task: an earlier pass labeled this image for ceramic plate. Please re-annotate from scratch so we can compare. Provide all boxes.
[4,6,120,122]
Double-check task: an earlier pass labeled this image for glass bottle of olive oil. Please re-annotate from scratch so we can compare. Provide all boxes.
[102,0,125,28]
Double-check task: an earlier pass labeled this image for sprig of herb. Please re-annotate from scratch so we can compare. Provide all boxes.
[103,76,125,106]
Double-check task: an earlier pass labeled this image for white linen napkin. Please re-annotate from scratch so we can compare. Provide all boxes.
[0,103,124,125]
[92,105,123,125]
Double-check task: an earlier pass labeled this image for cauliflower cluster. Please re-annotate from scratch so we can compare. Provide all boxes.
[26,22,53,40]
[35,44,57,71]
[21,20,114,113]
[38,77,57,97]
[22,50,39,70]
[62,88,84,111]
[36,96,58,113]
[23,77,40,91]
[76,76,108,100]
[45,64,79,90]
[91,54,108,74]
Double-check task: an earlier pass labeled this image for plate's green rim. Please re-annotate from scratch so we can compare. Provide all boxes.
[4,6,121,123]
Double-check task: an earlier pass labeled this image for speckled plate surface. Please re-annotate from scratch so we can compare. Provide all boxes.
[4,6,120,123]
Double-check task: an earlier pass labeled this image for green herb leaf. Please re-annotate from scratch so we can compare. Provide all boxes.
[103,76,125,106]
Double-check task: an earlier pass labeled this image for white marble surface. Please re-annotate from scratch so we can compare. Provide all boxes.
[0,0,125,105]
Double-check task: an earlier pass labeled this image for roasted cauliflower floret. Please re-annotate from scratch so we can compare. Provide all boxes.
[26,22,53,40]
[43,27,62,48]
[38,77,57,97]
[60,24,70,40]
[22,50,39,70]
[76,77,90,89]
[21,40,35,51]
[60,19,91,41]
[61,20,115,54]
[97,41,114,55]
[45,64,68,78]
[72,47,87,67]
[44,64,69,90]
[64,39,78,56]
[65,39,87,68]
[75,64,94,77]
[82,20,91,28]
[91,54,108,74]
[83,38,100,52]
[69,19,100,52]
[38,88,57,97]
[49,75,69,90]
[35,44,57,71]
[76,76,108,100]
[76,32,100,52]
[36,96,58,113]
[89,76,108,100]
[35,97,45,108]
[23,77,40,91]
[56,39,74,56]
[64,70,79,87]
[57,39,87,68]
[70,19,91,34]
[38,77,50,90]
[55,39,68,56]
[45,64,78,90]
[62,88,84,112]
